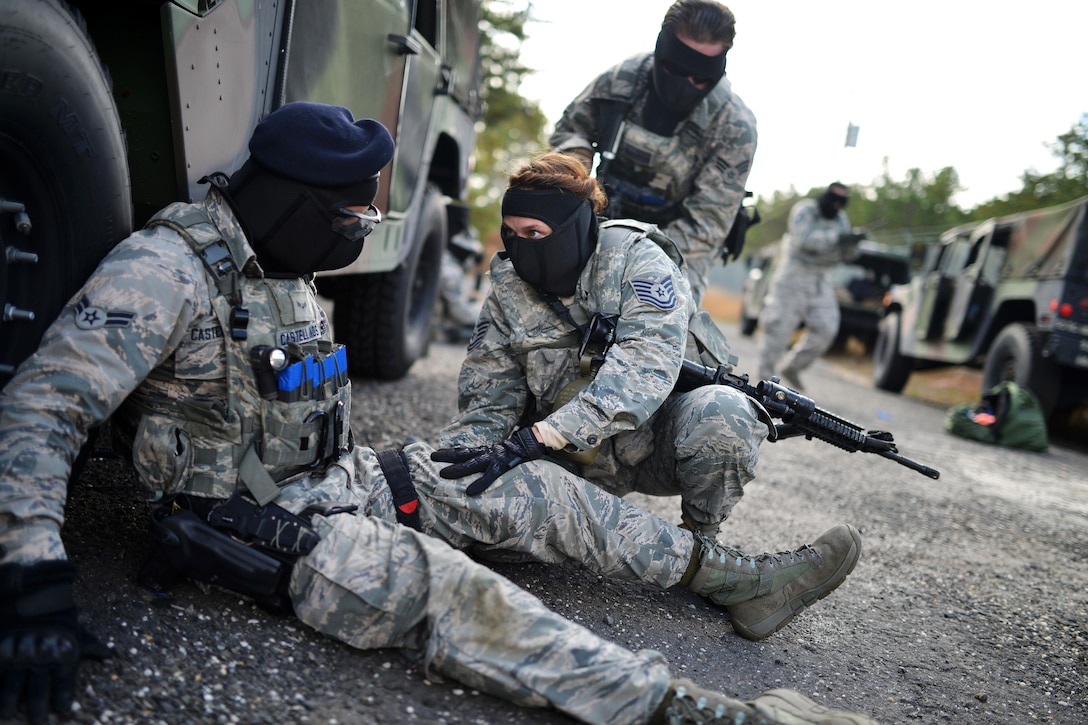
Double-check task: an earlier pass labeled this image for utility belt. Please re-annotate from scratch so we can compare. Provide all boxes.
[140,492,358,615]
[605,176,667,207]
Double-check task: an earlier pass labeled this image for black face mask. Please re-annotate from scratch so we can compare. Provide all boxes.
[817,188,849,220]
[650,25,727,115]
[225,160,380,277]
[501,190,598,298]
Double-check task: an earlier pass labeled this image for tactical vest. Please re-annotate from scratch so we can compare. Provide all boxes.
[596,54,733,227]
[125,201,352,505]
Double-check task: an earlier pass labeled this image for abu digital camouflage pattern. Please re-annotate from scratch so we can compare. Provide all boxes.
[291,483,673,725]
[0,193,696,724]
[275,441,691,724]
[550,53,757,302]
[757,198,853,381]
[440,222,767,534]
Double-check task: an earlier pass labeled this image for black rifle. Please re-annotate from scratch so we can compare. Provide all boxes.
[594,98,630,184]
[676,360,940,479]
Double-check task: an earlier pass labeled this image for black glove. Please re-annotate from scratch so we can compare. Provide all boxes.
[839,230,866,245]
[430,428,547,495]
[0,561,111,724]
[722,204,760,262]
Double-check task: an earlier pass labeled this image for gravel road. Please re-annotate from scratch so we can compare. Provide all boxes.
[33,318,1088,725]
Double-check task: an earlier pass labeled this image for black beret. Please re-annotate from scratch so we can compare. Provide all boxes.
[248,102,395,188]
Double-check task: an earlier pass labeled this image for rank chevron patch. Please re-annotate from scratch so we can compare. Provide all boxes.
[73,296,136,330]
[630,276,677,310]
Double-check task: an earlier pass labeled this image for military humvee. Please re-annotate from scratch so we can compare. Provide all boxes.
[0,0,481,382]
[872,195,1088,417]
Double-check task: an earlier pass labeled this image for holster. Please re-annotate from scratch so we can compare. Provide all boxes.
[142,493,355,615]
[148,508,290,609]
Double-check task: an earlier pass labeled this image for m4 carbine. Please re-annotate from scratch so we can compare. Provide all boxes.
[676,360,940,479]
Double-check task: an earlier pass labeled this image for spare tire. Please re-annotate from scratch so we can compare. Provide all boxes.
[0,0,132,381]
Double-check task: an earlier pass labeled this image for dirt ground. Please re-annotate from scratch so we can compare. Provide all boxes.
[25,307,1088,725]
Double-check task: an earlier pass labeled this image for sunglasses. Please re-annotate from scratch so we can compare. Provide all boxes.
[332,204,382,241]
[659,59,715,87]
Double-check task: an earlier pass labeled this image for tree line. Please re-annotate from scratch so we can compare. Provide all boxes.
[745,112,1088,257]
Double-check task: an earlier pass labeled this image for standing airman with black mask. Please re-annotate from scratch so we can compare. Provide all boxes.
[757,183,864,391]
[550,0,757,304]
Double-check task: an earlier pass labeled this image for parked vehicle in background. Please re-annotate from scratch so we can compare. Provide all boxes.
[739,240,913,351]
[0,0,482,382]
[872,195,1088,418]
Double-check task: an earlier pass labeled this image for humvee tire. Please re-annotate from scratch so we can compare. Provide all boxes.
[872,311,913,393]
[0,0,131,378]
[981,322,1060,418]
[333,184,445,380]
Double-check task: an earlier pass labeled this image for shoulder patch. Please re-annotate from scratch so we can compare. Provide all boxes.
[630,276,677,310]
[73,296,136,330]
[466,319,490,351]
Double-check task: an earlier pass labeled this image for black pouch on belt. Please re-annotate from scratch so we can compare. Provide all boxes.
[140,493,356,615]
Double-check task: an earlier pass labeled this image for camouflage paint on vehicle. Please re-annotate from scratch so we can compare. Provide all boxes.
[875,195,1088,415]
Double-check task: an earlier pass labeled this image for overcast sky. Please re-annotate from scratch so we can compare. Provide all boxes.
[517,0,1086,208]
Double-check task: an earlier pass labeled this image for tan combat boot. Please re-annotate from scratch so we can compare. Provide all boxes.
[750,689,878,725]
[649,678,764,724]
[727,524,862,641]
[651,679,879,724]
[680,532,823,607]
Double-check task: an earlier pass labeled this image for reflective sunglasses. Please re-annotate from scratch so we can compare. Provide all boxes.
[332,204,382,241]
[659,59,715,87]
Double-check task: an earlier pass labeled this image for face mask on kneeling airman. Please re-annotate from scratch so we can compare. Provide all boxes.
[500,190,599,298]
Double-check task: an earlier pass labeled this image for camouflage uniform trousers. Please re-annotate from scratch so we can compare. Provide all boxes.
[580,385,768,535]
[758,270,841,381]
[438,249,481,328]
[278,442,682,724]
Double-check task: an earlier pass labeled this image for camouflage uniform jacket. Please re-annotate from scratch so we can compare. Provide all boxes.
[438,220,732,455]
[549,53,757,299]
[773,198,853,286]
[0,189,350,564]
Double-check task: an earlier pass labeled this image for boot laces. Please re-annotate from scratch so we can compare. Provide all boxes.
[666,684,766,725]
[701,535,823,573]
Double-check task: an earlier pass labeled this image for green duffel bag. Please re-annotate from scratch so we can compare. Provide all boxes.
[944,381,1048,452]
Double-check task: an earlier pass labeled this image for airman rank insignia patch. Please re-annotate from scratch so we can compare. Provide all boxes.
[630,276,677,310]
[467,319,489,351]
[74,296,136,330]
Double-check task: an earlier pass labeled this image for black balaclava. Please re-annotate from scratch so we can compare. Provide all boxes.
[649,24,728,119]
[500,188,599,297]
[226,161,379,277]
[817,185,850,220]
[218,102,394,277]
